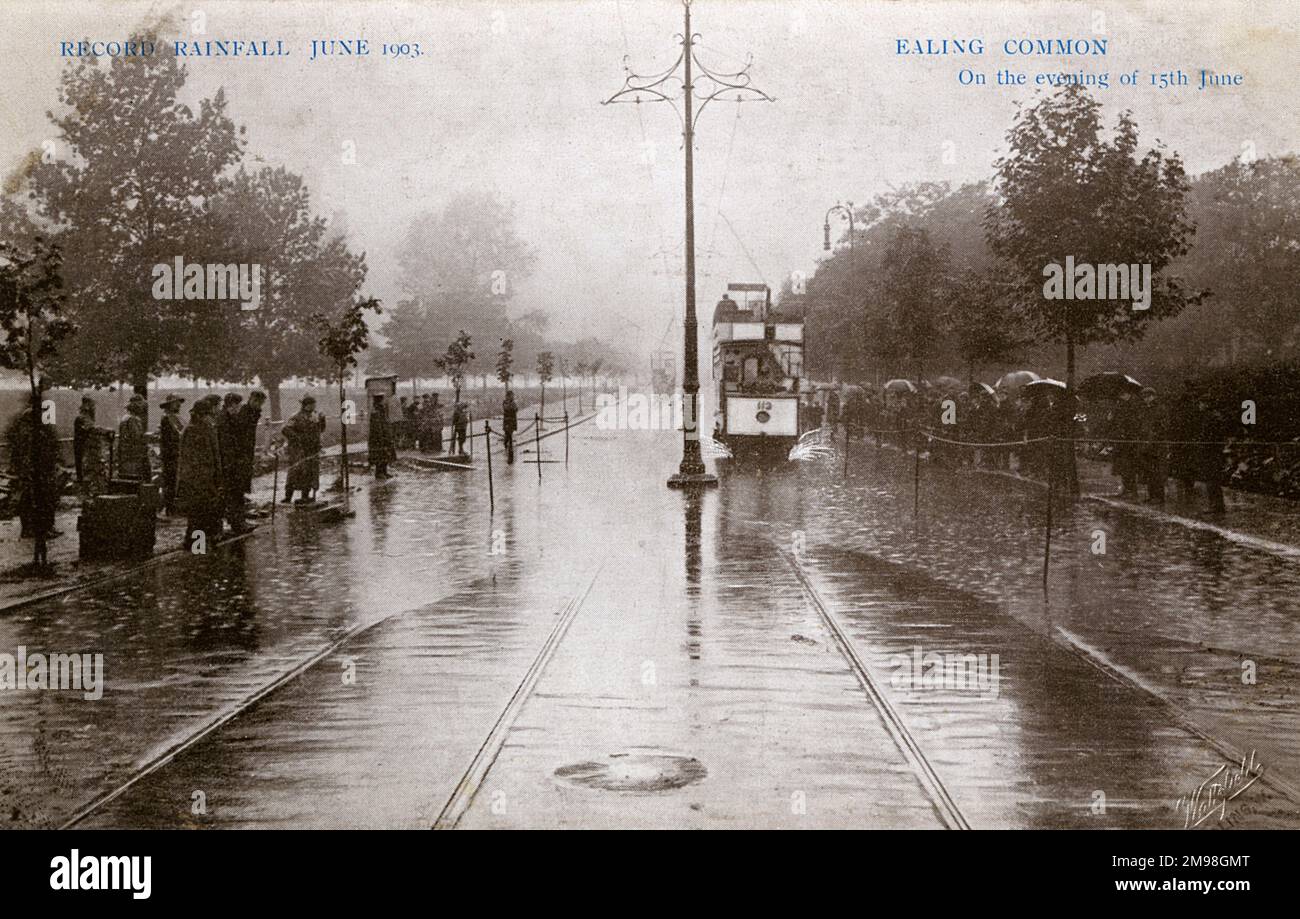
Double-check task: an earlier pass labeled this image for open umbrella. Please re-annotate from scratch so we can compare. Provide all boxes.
[995,370,1041,392]
[1077,371,1143,401]
[883,379,918,394]
[933,375,964,392]
[1024,378,1067,398]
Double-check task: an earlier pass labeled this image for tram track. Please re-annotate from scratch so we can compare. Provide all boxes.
[58,561,605,830]
[49,411,607,830]
[432,561,604,829]
[774,545,971,830]
[58,612,389,829]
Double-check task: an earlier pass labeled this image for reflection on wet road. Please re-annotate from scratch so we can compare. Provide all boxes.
[3,421,1295,828]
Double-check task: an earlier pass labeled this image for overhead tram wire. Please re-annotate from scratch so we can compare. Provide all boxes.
[615,0,676,311]
[701,104,743,286]
[719,210,770,289]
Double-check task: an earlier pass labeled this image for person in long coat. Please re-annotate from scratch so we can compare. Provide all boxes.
[234,391,266,495]
[177,399,223,548]
[282,396,325,503]
[502,390,518,462]
[368,395,397,479]
[117,395,151,481]
[158,394,185,515]
[451,401,468,455]
[416,395,435,454]
[429,395,444,453]
[6,407,61,543]
[73,396,95,485]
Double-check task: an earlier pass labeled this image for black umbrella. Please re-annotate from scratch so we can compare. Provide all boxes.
[1024,378,1067,398]
[1078,371,1142,400]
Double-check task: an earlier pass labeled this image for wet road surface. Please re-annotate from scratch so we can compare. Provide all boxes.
[2,418,1296,828]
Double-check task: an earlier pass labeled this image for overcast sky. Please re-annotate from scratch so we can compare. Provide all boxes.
[2,0,1296,361]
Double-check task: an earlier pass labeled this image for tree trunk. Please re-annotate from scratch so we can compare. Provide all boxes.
[26,346,47,570]
[131,367,149,397]
[337,372,349,496]
[265,377,284,423]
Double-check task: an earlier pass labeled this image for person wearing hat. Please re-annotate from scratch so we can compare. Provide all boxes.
[369,394,397,480]
[451,400,469,456]
[1139,387,1168,504]
[501,390,518,463]
[282,395,325,503]
[177,397,223,548]
[233,390,266,504]
[117,394,151,481]
[158,394,185,515]
[72,396,97,486]
[217,393,247,532]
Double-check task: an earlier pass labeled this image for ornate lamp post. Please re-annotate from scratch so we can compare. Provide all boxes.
[826,201,868,384]
[824,201,854,257]
[605,0,773,489]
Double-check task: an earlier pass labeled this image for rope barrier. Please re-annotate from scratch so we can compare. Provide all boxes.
[910,428,1300,450]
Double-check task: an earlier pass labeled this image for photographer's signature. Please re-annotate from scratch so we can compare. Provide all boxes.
[1176,751,1263,828]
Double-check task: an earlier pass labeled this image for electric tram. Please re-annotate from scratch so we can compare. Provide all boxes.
[711,282,805,458]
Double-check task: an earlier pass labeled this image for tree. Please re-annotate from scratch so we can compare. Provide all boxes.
[375,299,437,387]
[804,182,996,383]
[986,85,1200,390]
[986,85,1200,495]
[495,337,515,391]
[1179,156,1300,363]
[212,166,351,420]
[437,330,475,403]
[391,191,536,365]
[878,226,953,382]
[29,31,246,392]
[536,350,555,419]
[0,236,74,569]
[947,268,1027,381]
[314,296,382,494]
[572,359,589,411]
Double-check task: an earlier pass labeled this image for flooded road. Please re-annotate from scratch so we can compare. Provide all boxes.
[2,420,1295,828]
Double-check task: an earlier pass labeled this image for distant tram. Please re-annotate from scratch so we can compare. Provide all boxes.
[711,282,805,458]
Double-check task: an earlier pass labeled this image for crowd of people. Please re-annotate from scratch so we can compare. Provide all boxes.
[8,389,278,553]
[1,380,566,570]
[826,380,1232,512]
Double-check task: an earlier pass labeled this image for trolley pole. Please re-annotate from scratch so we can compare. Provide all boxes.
[605,0,772,490]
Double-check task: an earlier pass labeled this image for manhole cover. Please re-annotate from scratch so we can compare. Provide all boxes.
[554,753,707,792]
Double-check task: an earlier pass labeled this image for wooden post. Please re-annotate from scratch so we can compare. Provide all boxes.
[564,412,570,468]
[484,421,494,514]
[1043,454,1054,592]
[271,453,279,521]
[534,412,542,483]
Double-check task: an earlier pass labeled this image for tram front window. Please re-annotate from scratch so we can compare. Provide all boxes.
[742,357,759,385]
